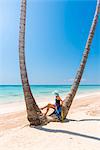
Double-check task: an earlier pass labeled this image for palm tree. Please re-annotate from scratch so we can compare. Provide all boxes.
[62,0,100,119]
[19,0,47,126]
[19,0,100,125]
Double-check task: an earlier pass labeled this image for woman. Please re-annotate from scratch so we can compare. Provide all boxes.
[41,92,63,116]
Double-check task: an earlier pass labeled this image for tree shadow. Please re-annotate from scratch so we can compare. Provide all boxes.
[32,118,100,141]
[33,126,100,141]
[64,118,100,122]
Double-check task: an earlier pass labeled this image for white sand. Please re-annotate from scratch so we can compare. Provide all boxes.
[0,92,100,150]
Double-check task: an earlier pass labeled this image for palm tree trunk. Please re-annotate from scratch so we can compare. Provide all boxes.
[19,0,100,125]
[19,0,47,126]
[62,0,100,119]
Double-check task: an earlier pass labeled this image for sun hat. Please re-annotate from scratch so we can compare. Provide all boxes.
[53,90,59,96]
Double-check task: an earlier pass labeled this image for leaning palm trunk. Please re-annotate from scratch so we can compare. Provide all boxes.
[19,0,47,126]
[19,0,100,125]
[62,0,100,119]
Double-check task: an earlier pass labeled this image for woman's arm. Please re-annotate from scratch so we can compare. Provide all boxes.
[58,96,63,105]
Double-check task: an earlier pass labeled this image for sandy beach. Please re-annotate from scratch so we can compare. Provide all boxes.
[0,91,100,150]
[0,0,100,149]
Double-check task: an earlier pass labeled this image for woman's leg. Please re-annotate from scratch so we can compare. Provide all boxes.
[41,103,55,115]
[41,105,48,110]
[44,103,55,115]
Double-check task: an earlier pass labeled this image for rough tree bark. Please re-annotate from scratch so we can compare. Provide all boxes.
[19,0,100,125]
[19,0,47,126]
[62,0,100,119]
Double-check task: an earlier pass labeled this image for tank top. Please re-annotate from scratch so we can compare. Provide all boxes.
[55,98,60,107]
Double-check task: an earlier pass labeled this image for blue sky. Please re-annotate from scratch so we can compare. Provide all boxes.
[0,0,100,85]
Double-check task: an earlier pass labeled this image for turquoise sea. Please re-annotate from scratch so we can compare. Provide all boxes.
[0,85,100,104]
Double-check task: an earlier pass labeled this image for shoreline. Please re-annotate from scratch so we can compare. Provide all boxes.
[0,91,100,150]
[0,91,100,115]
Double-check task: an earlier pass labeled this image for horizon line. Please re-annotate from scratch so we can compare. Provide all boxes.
[0,84,100,86]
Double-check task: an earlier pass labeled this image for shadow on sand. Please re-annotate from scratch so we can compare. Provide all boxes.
[65,118,100,122]
[32,118,100,141]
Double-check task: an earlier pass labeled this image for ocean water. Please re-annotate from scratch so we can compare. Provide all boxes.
[0,85,100,104]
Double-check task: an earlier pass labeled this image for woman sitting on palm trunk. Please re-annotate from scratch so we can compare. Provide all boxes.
[41,92,63,116]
